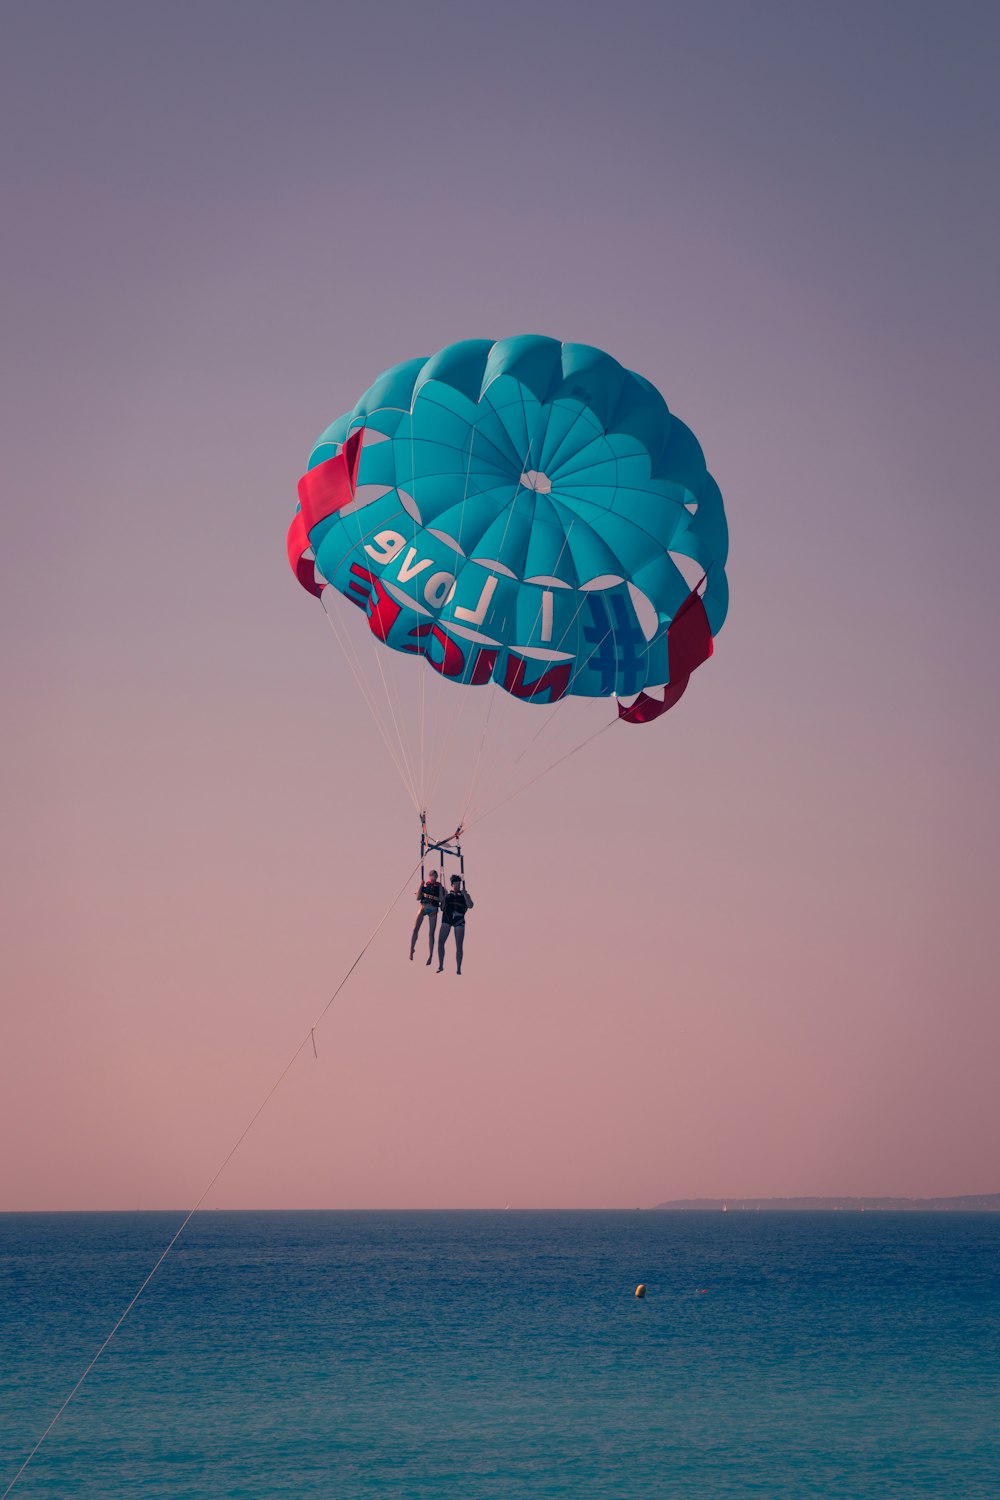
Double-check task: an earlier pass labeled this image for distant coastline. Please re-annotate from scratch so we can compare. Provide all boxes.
[653,1194,1000,1211]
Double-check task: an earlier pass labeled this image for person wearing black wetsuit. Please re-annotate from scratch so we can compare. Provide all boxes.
[410,870,442,964]
[437,874,474,975]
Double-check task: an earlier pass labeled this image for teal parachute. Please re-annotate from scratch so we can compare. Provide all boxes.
[288,336,729,822]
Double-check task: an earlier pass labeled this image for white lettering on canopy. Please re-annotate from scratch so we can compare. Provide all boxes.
[360,530,644,631]
[424,571,456,609]
[454,574,497,627]
[397,547,433,584]
[364,530,405,565]
[540,589,554,642]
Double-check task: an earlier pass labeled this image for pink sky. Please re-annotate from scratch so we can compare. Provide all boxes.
[1,1,998,1209]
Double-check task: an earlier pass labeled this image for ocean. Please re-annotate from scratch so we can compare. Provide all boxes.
[1,1211,997,1498]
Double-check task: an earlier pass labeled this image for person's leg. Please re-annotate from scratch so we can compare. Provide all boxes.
[410,909,425,959]
[437,922,451,972]
[455,924,465,974]
[426,911,438,963]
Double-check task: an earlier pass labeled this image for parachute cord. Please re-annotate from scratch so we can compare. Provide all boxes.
[418,642,426,809]
[1,859,423,1500]
[443,388,553,826]
[423,673,469,818]
[511,586,619,764]
[458,675,499,829]
[321,593,422,814]
[465,717,618,832]
[411,421,478,821]
[321,590,406,785]
[460,592,620,824]
[462,613,623,826]
[467,588,637,818]
[363,626,423,814]
[312,479,423,814]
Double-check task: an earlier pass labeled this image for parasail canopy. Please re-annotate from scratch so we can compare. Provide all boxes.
[290,336,728,720]
[288,336,729,825]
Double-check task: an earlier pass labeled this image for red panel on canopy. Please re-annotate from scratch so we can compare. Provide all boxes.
[296,428,363,534]
[618,588,713,725]
[288,429,365,597]
[286,510,323,598]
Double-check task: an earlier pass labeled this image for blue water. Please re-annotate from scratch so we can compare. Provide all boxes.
[1,1212,997,1498]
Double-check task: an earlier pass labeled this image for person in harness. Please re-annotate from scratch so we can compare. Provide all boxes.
[437,874,474,975]
[410,869,442,964]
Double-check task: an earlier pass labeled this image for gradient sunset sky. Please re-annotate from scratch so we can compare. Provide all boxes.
[2,0,997,1209]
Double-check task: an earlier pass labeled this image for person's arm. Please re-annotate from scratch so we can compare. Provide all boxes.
[464,890,474,910]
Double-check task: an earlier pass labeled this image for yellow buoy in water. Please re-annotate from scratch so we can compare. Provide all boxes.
[635,1283,646,1298]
